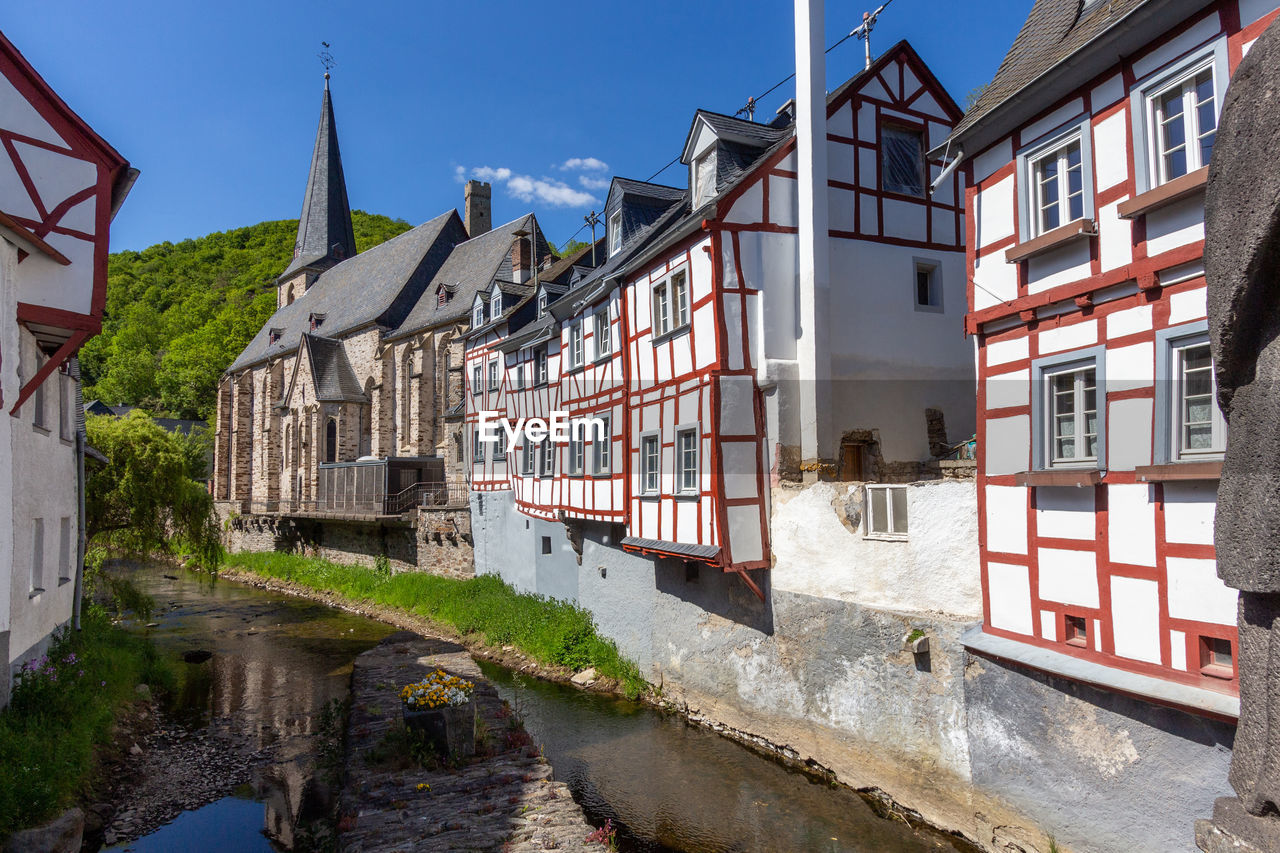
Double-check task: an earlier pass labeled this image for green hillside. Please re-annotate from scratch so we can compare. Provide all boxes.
[82,212,413,421]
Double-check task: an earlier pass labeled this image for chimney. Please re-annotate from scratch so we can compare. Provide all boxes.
[465,180,491,237]
[511,235,531,284]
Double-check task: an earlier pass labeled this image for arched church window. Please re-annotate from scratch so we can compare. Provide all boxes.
[325,417,337,464]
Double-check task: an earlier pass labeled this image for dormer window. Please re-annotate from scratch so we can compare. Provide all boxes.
[473,299,485,327]
[309,313,326,332]
[694,149,717,206]
[609,209,622,256]
[437,286,449,307]
[269,327,285,345]
[537,291,548,318]
[491,284,503,316]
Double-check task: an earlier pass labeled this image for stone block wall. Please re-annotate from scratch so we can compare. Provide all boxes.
[416,508,474,578]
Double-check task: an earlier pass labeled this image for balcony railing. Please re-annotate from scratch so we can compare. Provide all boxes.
[237,480,470,519]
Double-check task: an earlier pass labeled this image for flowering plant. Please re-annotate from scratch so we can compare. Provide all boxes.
[400,670,474,710]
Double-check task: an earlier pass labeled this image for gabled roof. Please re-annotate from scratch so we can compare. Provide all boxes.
[229,210,464,372]
[935,0,1211,157]
[680,109,790,163]
[300,333,366,402]
[389,214,545,340]
[281,80,358,280]
[603,178,685,259]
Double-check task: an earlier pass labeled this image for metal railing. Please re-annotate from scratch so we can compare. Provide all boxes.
[237,481,471,518]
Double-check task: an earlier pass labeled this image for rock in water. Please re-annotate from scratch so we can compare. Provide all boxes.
[182,649,213,664]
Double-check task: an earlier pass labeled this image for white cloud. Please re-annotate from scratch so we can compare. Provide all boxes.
[463,165,598,208]
[578,175,610,190]
[561,157,609,172]
[453,165,466,183]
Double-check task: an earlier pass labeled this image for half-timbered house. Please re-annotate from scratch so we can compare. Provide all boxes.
[0,30,135,704]
[937,0,1280,716]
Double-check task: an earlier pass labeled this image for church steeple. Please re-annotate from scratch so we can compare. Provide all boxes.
[280,73,357,285]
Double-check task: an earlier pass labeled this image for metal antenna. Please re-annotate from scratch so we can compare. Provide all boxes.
[851,1,894,70]
[318,43,336,85]
[584,210,601,266]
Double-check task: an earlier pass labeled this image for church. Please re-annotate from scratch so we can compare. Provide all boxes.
[212,75,557,516]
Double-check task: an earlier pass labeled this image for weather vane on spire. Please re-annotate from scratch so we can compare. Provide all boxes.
[318,42,335,84]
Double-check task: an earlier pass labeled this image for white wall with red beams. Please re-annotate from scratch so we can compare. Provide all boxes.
[464,327,511,491]
[503,330,564,522]
[967,1,1280,695]
[0,33,129,414]
[711,42,971,467]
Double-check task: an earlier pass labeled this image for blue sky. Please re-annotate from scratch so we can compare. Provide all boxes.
[5,1,1029,253]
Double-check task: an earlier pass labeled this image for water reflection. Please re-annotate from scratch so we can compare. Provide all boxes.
[480,662,971,853]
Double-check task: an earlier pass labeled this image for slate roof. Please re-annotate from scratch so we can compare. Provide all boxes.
[937,0,1211,155]
[388,214,545,340]
[605,178,686,249]
[230,211,464,372]
[281,82,358,280]
[301,333,366,402]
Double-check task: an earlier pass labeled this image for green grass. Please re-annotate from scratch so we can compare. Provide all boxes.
[0,612,174,840]
[225,551,650,699]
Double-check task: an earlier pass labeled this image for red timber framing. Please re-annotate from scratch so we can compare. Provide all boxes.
[966,0,1278,700]
[0,31,132,412]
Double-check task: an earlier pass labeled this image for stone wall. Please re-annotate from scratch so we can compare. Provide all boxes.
[470,487,1234,853]
[221,505,474,579]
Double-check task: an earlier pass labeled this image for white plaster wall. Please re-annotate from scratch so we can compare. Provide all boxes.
[770,480,981,618]
[8,328,78,667]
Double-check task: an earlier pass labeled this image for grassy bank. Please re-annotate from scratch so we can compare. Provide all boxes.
[0,612,173,839]
[225,551,649,698]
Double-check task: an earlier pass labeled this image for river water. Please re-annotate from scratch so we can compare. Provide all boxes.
[113,565,972,852]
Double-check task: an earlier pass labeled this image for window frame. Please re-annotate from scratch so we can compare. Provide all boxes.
[472,299,485,328]
[567,423,585,477]
[1130,39,1228,195]
[1154,321,1227,463]
[31,517,43,593]
[521,439,535,476]
[608,209,622,256]
[1031,346,1107,471]
[674,425,699,496]
[591,414,611,476]
[534,346,548,386]
[1149,65,1217,186]
[487,360,499,392]
[58,373,72,441]
[537,291,548,318]
[863,483,909,540]
[912,258,942,313]
[639,431,661,497]
[651,268,690,341]
[471,364,482,396]
[881,122,926,198]
[539,436,556,478]
[593,307,611,360]
[693,148,717,207]
[566,321,584,370]
[1015,119,1095,240]
[472,428,485,464]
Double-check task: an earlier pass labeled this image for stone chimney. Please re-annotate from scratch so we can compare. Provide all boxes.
[511,236,532,284]
[465,180,491,237]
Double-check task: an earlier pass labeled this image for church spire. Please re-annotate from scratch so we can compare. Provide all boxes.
[280,74,356,281]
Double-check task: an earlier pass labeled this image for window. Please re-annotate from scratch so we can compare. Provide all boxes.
[58,517,71,583]
[676,427,698,494]
[568,426,585,476]
[882,125,924,196]
[568,322,584,369]
[325,417,337,464]
[514,359,525,391]
[487,361,499,391]
[32,358,45,430]
[494,426,507,461]
[1200,636,1233,678]
[472,428,485,463]
[640,433,660,495]
[437,288,448,307]
[309,312,326,331]
[537,292,547,318]
[473,301,485,327]
[534,347,548,385]
[592,416,611,475]
[1173,341,1225,458]
[472,365,482,396]
[1030,138,1084,234]
[540,437,555,477]
[593,309,610,359]
[609,209,622,256]
[1064,615,1088,648]
[31,518,43,592]
[1046,364,1098,465]
[652,271,689,338]
[58,374,72,440]
[521,441,535,475]
[491,285,503,316]
[914,260,940,310]
[541,536,552,555]
[864,484,908,538]
[694,149,717,206]
[1150,67,1216,185]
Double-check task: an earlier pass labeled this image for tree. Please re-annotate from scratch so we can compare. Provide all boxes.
[85,411,221,568]
[553,238,591,259]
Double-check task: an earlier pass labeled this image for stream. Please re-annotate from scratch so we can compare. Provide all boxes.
[107,564,972,852]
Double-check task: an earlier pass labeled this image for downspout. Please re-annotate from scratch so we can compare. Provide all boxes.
[71,357,86,631]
